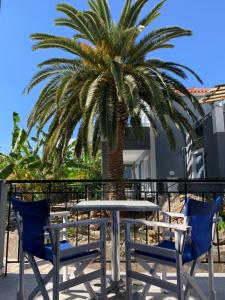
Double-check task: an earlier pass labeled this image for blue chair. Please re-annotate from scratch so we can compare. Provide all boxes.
[124,197,222,300]
[11,197,108,300]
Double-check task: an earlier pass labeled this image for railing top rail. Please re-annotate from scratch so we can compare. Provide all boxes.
[5,178,225,184]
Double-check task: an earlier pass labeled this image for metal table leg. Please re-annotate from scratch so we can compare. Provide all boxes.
[95,210,124,294]
[111,210,120,288]
[105,210,126,295]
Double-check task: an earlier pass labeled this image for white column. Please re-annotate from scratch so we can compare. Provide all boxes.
[150,127,157,178]
[0,181,7,275]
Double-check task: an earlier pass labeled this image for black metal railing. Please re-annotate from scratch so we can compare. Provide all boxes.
[4,179,225,275]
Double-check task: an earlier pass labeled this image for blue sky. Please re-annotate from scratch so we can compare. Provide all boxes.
[0,0,225,153]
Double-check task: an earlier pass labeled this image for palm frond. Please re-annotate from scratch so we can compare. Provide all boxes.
[31,34,101,66]
[110,59,124,98]
[118,0,132,29]
[56,4,96,43]
[26,0,203,160]
[138,0,167,28]
[125,0,148,29]
[95,0,111,33]
[128,27,192,64]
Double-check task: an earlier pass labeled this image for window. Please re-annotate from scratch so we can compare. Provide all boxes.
[139,161,143,179]
[193,149,205,178]
[124,165,133,179]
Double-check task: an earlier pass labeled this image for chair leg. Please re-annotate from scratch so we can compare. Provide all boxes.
[138,284,150,300]
[17,251,25,300]
[137,261,158,300]
[176,253,184,300]
[125,225,132,300]
[62,265,68,281]
[73,260,96,299]
[208,248,216,300]
[161,265,167,293]
[126,266,132,300]
[52,231,60,300]
[183,272,206,300]
[184,258,207,300]
[100,271,106,300]
[53,260,60,300]
[28,269,53,300]
[184,259,197,299]
[100,241,106,300]
[28,254,50,300]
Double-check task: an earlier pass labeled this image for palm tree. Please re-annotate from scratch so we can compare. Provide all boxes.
[26,0,203,199]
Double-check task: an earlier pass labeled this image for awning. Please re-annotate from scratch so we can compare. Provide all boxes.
[199,84,225,103]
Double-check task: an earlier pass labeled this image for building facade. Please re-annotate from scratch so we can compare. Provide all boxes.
[123,88,225,179]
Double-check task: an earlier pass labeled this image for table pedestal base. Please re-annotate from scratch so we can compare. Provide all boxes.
[94,276,144,298]
[106,278,126,294]
[95,278,126,294]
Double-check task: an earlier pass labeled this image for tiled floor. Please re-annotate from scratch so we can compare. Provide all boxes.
[0,263,225,299]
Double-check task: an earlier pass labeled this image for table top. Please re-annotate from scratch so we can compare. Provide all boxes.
[72,200,160,212]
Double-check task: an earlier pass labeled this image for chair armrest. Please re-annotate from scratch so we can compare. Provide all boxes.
[50,211,70,218]
[122,218,191,233]
[44,218,109,231]
[162,212,185,218]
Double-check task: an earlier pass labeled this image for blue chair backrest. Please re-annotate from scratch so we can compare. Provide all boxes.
[184,197,222,259]
[11,197,50,259]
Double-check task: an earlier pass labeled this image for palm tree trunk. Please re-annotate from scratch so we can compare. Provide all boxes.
[106,106,128,200]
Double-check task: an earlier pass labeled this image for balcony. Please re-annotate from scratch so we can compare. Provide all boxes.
[1,179,225,299]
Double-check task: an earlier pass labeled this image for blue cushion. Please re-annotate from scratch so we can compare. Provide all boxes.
[44,240,98,263]
[135,240,194,264]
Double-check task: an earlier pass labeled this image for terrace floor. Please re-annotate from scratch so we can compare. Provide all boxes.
[1,262,225,299]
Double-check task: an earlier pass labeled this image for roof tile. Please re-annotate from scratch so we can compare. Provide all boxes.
[187,88,211,93]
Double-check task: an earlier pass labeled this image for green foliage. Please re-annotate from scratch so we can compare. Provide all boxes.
[0,163,15,179]
[218,220,225,231]
[218,210,225,231]
[60,141,102,179]
[0,113,101,180]
[67,227,76,238]
[0,113,52,180]
[24,0,204,164]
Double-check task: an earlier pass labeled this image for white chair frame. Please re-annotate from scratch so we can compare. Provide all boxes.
[123,210,220,300]
[16,211,108,300]
[47,211,70,281]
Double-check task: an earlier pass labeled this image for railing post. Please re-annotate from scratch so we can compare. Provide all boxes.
[0,180,7,276]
